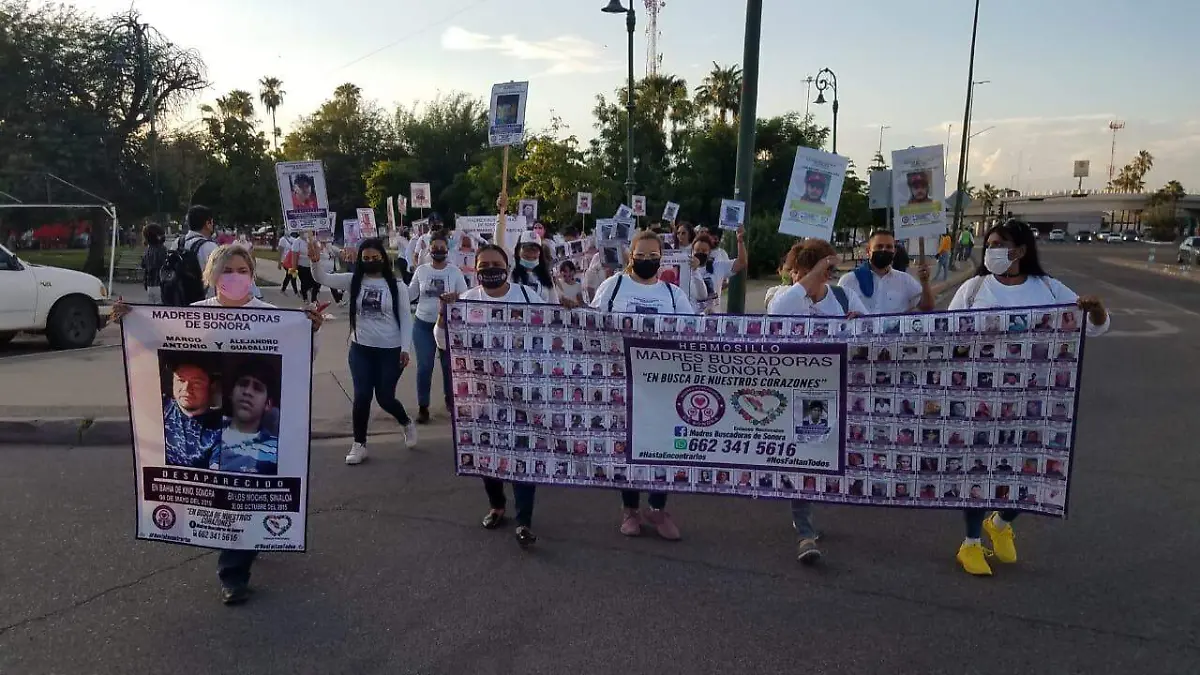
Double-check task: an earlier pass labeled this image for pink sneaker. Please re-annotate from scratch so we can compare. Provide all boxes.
[620,508,642,536]
[644,509,681,541]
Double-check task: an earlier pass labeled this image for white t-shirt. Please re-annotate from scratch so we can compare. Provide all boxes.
[556,279,585,304]
[278,235,293,253]
[837,267,923,315]
[948,275,1110,337]
[512,271,559,304]
[590,273,697,314]
[290,237,312,268]
[461,284,549,305]
[766,283,869,317]
[312,268,413,350]
[408,263,469,323]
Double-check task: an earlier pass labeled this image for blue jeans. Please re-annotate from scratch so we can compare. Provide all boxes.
[483,479,537,527]
[935,253,950,280]
[622,491,667,509]
[348,342,411,443]
[412,318,451,408]
[790,500,817,540]
[217,549,258,590]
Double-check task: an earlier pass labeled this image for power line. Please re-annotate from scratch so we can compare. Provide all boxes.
[326,0,493,75]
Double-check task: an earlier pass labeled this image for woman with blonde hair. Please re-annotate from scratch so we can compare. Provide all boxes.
[114,243,324,605]
[590,230,698,540]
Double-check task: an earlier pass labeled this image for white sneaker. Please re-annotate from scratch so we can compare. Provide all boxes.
[403,422,419,449]
[345,442,368,465]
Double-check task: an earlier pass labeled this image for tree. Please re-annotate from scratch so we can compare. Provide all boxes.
[393,92,489,216]
[1108,150,1155,192]
[977,183,1000,221]
[1132,150,1154,179]
[158,130,213,216]
[867,151,889,174]
[259,76,285,151]
[513,117,606,229]
[198,90,274,225]
[695,62,743,124]
[0,2,206,274]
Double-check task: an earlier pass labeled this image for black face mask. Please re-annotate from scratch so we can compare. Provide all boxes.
[360,260,384,275]
[694,252,709,266]
[478,268,508,289]
[870,250,895,269]
[631,258,661,280]
[430,251,448,262]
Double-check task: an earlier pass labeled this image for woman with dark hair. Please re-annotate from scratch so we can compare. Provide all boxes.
[673,221,696,250]
[590,230,698,541]
[447,241,548,548]
[494,196,559,303]
[311,237,417,464]
[140,223,168,304]
[408,231,467,423]
[947,218,1109,576]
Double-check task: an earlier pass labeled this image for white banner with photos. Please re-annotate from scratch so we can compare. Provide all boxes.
[446,303,1087,517]
[122,305,314,551]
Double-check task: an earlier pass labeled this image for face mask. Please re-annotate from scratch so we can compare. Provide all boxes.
[870,250,895,269]
[519,259,539,270]
[478,267,508,289]
[360,260,384,275]
[631,258,661,279]
[694,253,709,266]
[984,248,1014,275]
[430,251,448,263]
[217,272,253,300]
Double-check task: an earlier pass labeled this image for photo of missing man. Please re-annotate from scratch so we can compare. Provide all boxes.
[905,170,932,204]
[800,170,830,204]
[158,351,283,476]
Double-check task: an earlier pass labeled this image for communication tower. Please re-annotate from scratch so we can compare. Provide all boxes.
[645,0,665,76]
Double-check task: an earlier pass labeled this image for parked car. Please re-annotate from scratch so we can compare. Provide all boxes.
[1048,229,1067,242]
[1122,231,1140,242]
[0,243,113,349]
[1075,230,1094,243]
[1104,231,1123,243]
[1179,236,1200,263]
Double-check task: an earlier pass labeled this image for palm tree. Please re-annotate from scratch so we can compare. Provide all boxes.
[978,183,1000,221]
[638,74,690,130]
[694,62,742,124]
[259,76,285,150]
[1131,150,1154,182]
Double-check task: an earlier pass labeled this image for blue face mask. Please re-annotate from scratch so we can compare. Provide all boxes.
[519,259,539,270]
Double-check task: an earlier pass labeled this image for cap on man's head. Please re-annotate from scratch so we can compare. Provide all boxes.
[907,171,929,187]
[805,171,828,187]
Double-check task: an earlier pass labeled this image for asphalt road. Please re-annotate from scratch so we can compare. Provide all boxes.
[2,243,1198,674]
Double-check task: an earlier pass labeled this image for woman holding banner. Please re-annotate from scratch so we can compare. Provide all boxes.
[408,232,468,424]
[114,244,324,605]
[590,230,698,541]
[947,219,1109,576]
[493,201,558,304]
[767,239,868,565]
[452,241,548,548]
[310,238,418,465]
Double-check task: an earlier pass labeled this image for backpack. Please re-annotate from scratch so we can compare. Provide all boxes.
[160,235,208,306]
[829,285,850,314]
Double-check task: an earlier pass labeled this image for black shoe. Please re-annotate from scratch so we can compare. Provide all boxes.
[481,509,506,529]
[515,525,537,548]
[220,585,252,605]
[417,407,430,424]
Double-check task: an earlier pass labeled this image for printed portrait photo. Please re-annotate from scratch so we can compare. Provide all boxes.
[158,350,283,476]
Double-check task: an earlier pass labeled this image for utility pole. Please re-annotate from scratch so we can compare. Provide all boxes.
[950,0,981,241]
[1107,120,1125,187]
[725,0,762,315]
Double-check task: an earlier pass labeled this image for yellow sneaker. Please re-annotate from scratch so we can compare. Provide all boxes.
[956,541,993,576]
[983,513,1018,564]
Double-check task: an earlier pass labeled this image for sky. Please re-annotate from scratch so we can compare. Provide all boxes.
[64,0,1200,195]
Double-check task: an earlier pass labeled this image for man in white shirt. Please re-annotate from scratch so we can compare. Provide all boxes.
[290,232,318,302]
[838,230,934,315]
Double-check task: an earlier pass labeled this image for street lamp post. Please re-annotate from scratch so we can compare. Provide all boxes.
[963,79,989,165]
[813,68,839,153]
[877,124,890,153]
[602,1,637,206]
[950,0,981,241]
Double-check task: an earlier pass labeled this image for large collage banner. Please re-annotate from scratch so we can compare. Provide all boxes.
[122,305,314,551]
[448,303,1087,517]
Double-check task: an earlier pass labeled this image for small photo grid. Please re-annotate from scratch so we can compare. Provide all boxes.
[447,303,1082,515]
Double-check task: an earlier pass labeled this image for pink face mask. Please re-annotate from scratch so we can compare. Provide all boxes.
[217,272,253,300]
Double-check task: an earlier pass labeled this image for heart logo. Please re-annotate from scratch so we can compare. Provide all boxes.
[263,515,292,536]
[731,389,788,426]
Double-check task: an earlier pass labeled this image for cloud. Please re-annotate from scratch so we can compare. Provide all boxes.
[978,148,1002,177]
[925,113,1116,134]
[441,26,614,75]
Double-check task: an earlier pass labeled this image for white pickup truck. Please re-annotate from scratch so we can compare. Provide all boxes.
[0,243,114,349]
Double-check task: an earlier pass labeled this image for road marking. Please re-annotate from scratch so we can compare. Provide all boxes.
[1105,320,1181,338]
[1055,265,1200,318]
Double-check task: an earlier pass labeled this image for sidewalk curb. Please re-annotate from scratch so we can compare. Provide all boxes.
[0,417,375,447]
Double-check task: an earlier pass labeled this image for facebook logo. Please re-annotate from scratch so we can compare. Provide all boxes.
[674,426,688,437]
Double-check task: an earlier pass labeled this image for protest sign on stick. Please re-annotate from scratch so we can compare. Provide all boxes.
[275,161,329,232]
